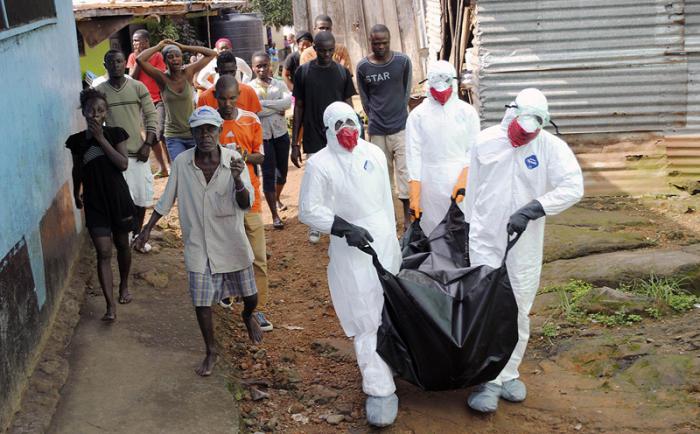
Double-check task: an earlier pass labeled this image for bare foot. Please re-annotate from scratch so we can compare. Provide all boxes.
[101,309,116,322]
[195,353,217,376]
[243,313,263,344]
[118,288,132,304]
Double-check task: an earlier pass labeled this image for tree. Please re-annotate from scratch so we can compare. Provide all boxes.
[248,0,292,28]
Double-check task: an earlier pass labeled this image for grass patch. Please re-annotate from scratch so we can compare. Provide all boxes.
[539,275,698,337]
[632,275,698,313]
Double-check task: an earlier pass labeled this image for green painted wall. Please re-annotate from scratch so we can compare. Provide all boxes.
[79,38,109,77]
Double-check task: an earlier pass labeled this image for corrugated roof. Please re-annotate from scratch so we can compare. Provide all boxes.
[473,0,690,134]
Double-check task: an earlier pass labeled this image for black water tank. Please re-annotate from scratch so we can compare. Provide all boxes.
[211,13,264,65]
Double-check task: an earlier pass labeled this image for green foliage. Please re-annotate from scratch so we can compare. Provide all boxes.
[545,275,698,333]
[145,17,205,51]
[589,310,643,327]
[644,306,661,319]
[247,0,293,28]
[632,275,698,313]
[553,280,593,321]
[541,321,559,338]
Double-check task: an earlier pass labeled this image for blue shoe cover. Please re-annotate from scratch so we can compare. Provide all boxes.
[501,378,527,402]
[366,393,398,427]
[467,383,501,413]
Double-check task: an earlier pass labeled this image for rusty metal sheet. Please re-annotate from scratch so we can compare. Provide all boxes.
[73,1,246,20]
[77,16,133,47]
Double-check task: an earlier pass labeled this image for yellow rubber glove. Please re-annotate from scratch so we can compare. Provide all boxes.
[409,180,422,220]
[451,167,469,203]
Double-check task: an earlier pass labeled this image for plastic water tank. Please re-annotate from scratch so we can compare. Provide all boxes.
[211,13,264,65]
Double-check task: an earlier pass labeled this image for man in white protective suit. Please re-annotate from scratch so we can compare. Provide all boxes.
[298,102,402,426]
[465,88,584,413]
[405,60,480,235]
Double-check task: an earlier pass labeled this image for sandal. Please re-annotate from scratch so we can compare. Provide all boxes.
[276,201,288,211]
[154,171,169,179]
[273,217,285,229]
[118,293,133,304]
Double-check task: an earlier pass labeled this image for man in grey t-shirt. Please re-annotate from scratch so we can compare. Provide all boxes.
[356,24,413,229]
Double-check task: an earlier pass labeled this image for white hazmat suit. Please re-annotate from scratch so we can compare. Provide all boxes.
[465,89,584,390]
[299,102,401,399]
[405,60,480,235]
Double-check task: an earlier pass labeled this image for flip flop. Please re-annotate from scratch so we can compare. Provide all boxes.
[154,171,169,179]
[118,293,133,304]
[273,218,285,229]
[101,312,116,322]
[277,201,288,211]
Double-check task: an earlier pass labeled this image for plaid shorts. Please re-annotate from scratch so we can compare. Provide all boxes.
[188,262,257,307]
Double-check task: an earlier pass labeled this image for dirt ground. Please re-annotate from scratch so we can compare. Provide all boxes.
[57,162,699,434]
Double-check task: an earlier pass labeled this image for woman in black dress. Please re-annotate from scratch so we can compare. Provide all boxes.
[67,88,136,321]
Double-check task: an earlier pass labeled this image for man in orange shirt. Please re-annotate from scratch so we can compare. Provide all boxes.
[198,51,262,114]
[299,14,352,71]
[214,75,272,332]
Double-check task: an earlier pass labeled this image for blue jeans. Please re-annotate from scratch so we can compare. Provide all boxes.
[165,136,195,161]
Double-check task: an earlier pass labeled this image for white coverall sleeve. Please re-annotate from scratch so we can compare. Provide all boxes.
[463,145,480,223]
[298,160,335,234]
[464,109,481,167]
[196,60,216,89]
[237,57,253,83]
[404,111,422,181]
[537,140,584,215]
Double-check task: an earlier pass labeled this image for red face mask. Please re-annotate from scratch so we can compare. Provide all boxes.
[507,118,540,147]
[336,127,359,152]
[430,87,452,105]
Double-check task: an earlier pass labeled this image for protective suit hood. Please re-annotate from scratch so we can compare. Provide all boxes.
[426,61,458,105]
[500,88,550,132]
[324,102,362,155]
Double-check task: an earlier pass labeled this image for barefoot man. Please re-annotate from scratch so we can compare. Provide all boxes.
[134,106,263,376]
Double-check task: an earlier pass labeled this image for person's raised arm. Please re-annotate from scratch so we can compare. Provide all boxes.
[136,40,169,88]
[180,43,217,78]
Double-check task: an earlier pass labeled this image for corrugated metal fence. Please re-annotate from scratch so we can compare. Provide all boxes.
[473,0,699,195]
[292,0,427,82]
[473,0,689,134]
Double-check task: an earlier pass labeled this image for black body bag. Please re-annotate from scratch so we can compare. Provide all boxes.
[359,201,520,391]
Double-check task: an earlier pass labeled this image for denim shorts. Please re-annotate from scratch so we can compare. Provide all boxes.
[165,136,195,161]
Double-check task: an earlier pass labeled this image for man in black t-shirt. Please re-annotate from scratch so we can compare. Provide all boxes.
[282,31,313,91]
[291,31,356,167]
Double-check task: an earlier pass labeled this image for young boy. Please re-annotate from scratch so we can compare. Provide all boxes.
[214,75,273,332]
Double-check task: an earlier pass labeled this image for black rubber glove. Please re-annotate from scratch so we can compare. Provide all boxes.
[507,200,546,235]
[331,216,374,248]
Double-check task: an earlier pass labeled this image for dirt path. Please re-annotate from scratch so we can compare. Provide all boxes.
[214,166,700,433]
[41,161,700,433]
[47,232,240,433]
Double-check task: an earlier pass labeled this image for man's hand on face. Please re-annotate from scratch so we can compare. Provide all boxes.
[136,143,151,162]
[230,156,246,179]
